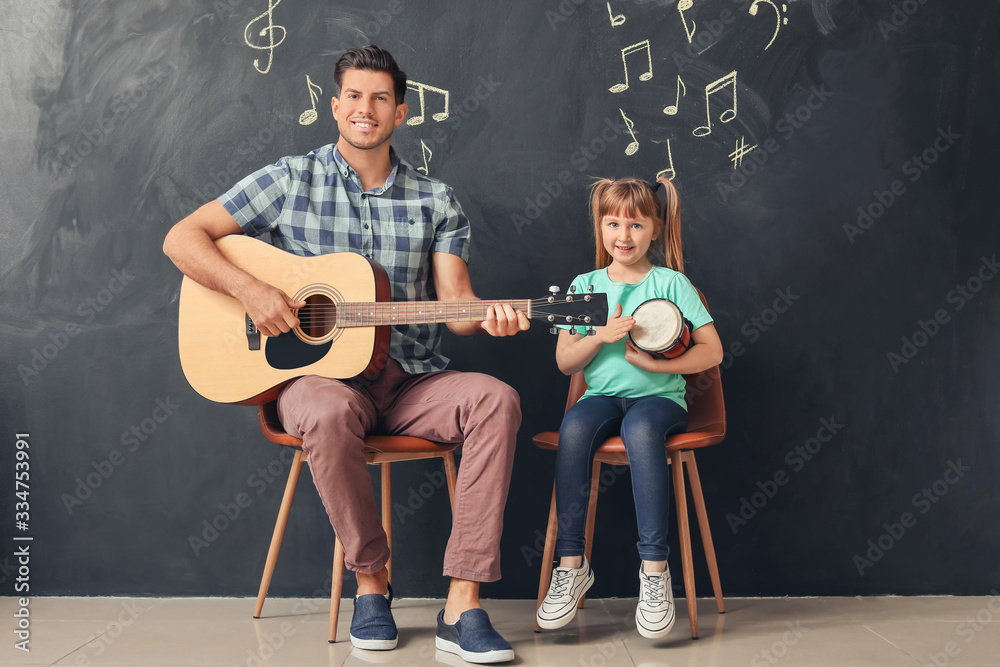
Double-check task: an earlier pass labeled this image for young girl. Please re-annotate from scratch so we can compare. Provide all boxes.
[536,177,724,638]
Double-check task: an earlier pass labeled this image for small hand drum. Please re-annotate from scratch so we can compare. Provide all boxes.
[628,298,694,359]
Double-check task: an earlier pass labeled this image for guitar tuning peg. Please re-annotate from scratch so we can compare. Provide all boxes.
[569,285,577,293]
[549,286,560,294]
[549,326,559,335]
[548,286,559,303]
[586,327,597,336]
[588,285,594,292]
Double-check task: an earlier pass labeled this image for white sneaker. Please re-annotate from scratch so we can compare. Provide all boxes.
[536,558,595,630]
[636,566,675,639]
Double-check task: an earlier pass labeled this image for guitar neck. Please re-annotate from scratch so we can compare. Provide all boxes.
[336,300,533,327]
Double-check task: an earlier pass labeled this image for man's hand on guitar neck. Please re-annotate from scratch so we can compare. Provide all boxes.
[234,278,306,338]
[481,303,531,337]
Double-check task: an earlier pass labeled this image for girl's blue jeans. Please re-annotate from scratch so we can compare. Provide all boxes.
[554,395,688,562]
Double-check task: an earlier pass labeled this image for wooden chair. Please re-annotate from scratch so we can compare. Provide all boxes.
[252,400,460,643]
[532,292,726,639]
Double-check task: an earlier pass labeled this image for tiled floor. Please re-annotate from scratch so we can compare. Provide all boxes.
[2,595,998,666]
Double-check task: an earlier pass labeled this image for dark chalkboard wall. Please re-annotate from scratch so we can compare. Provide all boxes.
[2,0,998,600]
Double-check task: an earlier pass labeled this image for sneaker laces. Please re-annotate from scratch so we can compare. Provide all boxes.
[640,572,667,606]
[548,568,574,598]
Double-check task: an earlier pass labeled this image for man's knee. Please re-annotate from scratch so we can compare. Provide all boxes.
[480,377,522,424]
[279,377,368,437]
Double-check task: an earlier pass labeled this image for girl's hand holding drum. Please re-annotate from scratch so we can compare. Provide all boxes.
[623,337,660,372]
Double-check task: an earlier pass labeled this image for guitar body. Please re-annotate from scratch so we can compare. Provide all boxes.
[178,235,390,405]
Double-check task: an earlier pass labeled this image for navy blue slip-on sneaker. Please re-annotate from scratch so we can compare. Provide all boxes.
[435,608,514,664]
[349,583,397,650]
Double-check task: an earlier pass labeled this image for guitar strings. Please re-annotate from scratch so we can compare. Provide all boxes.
[291,298,593,311]
[292,297,602,326]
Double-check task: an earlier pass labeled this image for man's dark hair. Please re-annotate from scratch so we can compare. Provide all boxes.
[334,44,407,105]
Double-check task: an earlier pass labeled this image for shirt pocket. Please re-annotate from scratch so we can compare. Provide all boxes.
[378,217,434,291]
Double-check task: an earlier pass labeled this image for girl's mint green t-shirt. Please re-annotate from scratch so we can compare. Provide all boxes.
[564,266,713,410]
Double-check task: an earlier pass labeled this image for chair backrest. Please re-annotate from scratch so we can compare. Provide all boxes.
[563,290,726,438]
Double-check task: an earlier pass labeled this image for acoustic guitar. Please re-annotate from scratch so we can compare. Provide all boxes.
[178,235,608,404]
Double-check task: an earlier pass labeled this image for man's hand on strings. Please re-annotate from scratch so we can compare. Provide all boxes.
[482,303,530,337]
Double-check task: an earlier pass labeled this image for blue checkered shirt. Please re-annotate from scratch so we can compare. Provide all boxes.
[219,144,471,374]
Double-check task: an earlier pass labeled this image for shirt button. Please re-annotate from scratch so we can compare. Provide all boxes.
[364,224,369,229]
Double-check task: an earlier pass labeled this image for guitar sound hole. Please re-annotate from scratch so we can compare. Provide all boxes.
[299,294,336,338]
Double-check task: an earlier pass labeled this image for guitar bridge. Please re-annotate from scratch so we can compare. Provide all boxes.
[246,314,260,351]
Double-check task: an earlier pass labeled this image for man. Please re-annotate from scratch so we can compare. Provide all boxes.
[163,45,525,664]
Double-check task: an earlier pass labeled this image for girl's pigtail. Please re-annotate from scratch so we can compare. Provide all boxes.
[590,179,614,269]
[656,176,684,274]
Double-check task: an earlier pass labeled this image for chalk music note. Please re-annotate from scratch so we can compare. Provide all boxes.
[619,109,639,156]
[607,2,626,27]
[749,0,788,51]
[298,76,323,125]
[244,0,286,75]
[417,140,433,175]
[609,40,653,94]
[656,139,677,181]
[692,70,738,137]
[406,80,449,126]
[678,0,696,44]
[663,75,686,115]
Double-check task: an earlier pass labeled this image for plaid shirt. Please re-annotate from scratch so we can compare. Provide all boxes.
[219,144,471,374]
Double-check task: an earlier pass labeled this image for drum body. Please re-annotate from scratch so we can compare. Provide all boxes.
[629,298,693,359]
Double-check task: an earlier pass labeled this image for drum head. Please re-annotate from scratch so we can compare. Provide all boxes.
[630,299,683,352]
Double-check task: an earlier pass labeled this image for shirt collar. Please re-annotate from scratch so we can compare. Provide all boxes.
[331,144,401,195]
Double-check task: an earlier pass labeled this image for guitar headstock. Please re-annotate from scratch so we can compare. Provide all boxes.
[532,285,608,336]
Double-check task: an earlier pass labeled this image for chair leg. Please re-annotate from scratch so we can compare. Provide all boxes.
[443,452,458,508]
[578,458,602,608]
[329,536,345,643]
[381,463,392,583]
[254,448,306,619]
[534,484,559,632]
[685,452,725,613]
[671,451,698,639]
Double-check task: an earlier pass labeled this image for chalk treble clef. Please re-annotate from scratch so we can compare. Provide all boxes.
[244,0,286,75]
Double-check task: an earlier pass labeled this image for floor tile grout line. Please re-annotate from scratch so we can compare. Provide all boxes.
[39,598,169,667]
[863,623,932,667]
[41,620,112,667]
[618,632,639,667]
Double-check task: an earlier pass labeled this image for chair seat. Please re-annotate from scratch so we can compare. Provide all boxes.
[364,435,461,454]
[532,430,724,453]
[257,403,459,453]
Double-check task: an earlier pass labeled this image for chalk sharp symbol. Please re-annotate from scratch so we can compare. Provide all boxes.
[729,136,758,169]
